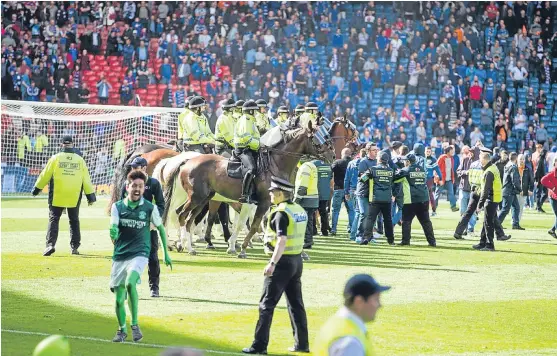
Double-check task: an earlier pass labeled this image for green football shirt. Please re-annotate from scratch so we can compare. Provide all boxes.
[110,197,162,261]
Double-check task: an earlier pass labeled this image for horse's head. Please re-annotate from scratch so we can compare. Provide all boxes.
[329,116,360,158]
[283,121,335,163]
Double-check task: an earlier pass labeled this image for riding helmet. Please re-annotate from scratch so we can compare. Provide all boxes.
[222,98,235,109]
[242,100,258,112]
[235,99,245,108]
[294,104,305,114]
[277,106,289,114]
[305,102,318,111]
[255,99,267,108]
[189,96,206,109]
[185,95,195,108]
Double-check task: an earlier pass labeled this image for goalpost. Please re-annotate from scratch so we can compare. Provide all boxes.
[1,100,183,198]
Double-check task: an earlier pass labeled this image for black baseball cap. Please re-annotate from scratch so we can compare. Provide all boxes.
[344,274,390,301]
[130,157,148,168]
[62,135,73,144]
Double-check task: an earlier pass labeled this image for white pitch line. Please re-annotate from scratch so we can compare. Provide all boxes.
[1,329,246,355]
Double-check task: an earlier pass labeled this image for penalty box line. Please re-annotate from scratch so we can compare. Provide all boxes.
[2,329,246,355]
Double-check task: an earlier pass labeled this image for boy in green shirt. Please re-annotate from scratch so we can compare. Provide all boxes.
[109,170,172,342]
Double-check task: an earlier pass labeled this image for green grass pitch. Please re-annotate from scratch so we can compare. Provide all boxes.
[2,198,557,355]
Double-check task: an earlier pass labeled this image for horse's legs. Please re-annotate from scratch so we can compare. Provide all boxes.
[203,201,221,248]
[183,203,208,255]
[228,204,252,255]
[177,200,195,255]
[238,204,268,258]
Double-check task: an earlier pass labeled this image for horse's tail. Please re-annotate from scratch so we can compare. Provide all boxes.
[162,161,187,226]
[107,150,136,215]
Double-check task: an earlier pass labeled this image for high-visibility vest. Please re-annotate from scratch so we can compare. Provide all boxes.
[234,113,260,150]
[35,135,49,153]
[180,111,215,145]
[295,162,319,199]
[468,164,484,188]
[299,112,317,129]
[481,164,502,203]
[215,111,236,149]
[17,135,31,159]
[34,151,95,208]
[314,312,374,356]
[255,111,270,132]
[263,202,306,255]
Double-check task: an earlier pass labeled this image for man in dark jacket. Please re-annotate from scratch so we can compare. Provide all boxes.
[498,152,523,229]
[517,153,534,223]
[358,152,395,245]
[312,159,332,236]
[396,154,436,247]
[534,148,548,212]
[355,143,378,243]
[495,149,508,183]
[456,146,479,234]
[331,148,354,235]
[120,157,165,297]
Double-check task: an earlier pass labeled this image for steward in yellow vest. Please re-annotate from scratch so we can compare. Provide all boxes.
[32,135,96,257]
[242,176,309,355]
[234,100,260,204]
[314,274,390,356]
[475,151,503,251]
[177,96,215,153]
[17,132,31,161]
[255,99,270,134]
[215,98,236,158]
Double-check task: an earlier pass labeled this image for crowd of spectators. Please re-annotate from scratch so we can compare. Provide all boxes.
[2,1,557,158]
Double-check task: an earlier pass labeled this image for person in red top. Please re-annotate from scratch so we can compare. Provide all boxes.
[435,146,458,211]
[540,156,557,239]
[486,2,498,20]
[469,78,483,109]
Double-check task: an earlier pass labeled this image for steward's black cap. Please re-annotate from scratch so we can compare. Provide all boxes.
[379,152,390,164]
[344,274,390,301]
[130,157,148,168]
[268,176,294,192]
[62,135,73,144]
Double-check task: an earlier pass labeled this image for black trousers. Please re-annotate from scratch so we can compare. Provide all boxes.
[148,230,160,291]
[455,192,506,238]
[479,201,498,247]
[313,200,330,234]
[46,205,81,249]
[193,204,231,240]
[536,183,547,209]
[401,202,436,245]
[368,202,394,243]
[303,208,316,247]
[252,255,308,351]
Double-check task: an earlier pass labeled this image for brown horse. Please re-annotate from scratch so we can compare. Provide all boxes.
[162,123,335,258]
[329,116,360,159]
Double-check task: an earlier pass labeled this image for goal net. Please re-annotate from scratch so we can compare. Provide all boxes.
[1,100,182,197]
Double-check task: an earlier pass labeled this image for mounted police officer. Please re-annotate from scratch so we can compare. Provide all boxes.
[234,100,260,204]
[242,176,309,355]
[290,104,306,128]
[215,98,236,158]
[255,99,270,134]
[359,152,396,245]
[175,95,194,150]
[275,106,290,126]
[300,102,319,129]
[177,96,215,154]
[233,99,245,120]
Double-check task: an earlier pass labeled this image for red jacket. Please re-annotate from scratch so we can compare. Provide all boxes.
[436,154,455,184]
[469,85,482,101]
[540,168,557,200]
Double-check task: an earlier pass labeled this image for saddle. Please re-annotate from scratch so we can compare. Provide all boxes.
[226,155,244,179]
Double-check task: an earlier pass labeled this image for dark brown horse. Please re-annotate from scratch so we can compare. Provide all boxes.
[162,123,335,258]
